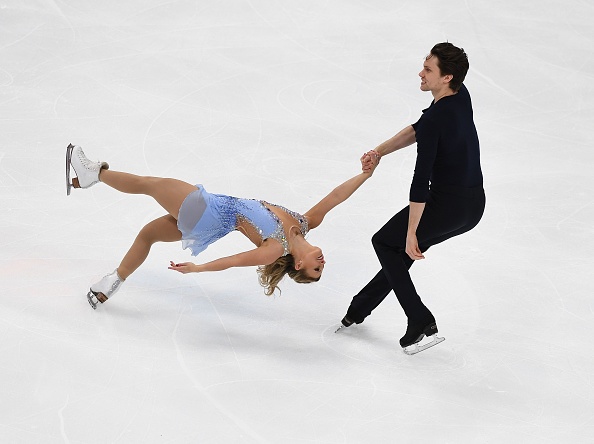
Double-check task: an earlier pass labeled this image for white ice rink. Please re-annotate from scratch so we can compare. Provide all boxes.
[1,0,594,442]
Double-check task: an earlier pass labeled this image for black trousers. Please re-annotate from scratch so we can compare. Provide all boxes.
[346,184,486,325]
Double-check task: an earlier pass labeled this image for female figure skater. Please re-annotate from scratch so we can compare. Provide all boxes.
[66,144,379,309]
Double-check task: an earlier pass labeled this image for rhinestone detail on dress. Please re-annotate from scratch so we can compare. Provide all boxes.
[238,200,309,256]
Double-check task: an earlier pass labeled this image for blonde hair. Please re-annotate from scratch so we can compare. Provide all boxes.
[257,254,320,296]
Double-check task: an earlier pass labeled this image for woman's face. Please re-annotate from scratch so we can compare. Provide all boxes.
[299,247,325,279]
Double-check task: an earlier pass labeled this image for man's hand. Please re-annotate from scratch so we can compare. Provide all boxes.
[405,233,425,260]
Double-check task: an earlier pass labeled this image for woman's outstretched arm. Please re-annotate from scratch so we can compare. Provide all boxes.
[168,242,283,274]
[304,153,379,230]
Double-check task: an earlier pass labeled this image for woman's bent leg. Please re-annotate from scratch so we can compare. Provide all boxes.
[117,214,182,280]
[89,215,182,308]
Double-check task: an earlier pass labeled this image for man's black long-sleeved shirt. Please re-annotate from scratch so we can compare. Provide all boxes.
[410,84,483,203]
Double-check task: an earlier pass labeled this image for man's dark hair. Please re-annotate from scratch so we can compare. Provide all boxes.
[429,42,469,92]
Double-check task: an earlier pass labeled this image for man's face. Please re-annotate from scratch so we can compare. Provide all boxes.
[418,55,448,93]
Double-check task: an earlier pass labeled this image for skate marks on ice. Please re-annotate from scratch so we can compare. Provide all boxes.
[323,323,461,369]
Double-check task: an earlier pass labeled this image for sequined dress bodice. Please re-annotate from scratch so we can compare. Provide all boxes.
[177,184,309,257]
[237,200,309,255]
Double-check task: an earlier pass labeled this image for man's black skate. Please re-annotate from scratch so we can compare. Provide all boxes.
[334,315,363,333]
[400,320,444,355]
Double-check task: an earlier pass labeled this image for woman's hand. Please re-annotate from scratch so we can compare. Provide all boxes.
[360,150,380,175]
[168,261,199,273]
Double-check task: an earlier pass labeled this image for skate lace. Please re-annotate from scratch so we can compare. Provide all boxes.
[76,150,100,170]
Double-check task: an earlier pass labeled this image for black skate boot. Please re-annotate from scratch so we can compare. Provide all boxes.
[400,318,444,355]
[335,314,363,333]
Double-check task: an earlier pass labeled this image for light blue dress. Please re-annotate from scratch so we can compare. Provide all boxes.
[177,184,309,256]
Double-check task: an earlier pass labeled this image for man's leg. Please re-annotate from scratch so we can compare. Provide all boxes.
[342,206,410,325]
[380,190,484,323]
[370,209,433,323]
[343,270,392,325]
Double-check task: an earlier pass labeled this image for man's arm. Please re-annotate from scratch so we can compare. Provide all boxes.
[361,125,416,173]
[374,125,416,157]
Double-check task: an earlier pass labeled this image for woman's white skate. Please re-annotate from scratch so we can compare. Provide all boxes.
[65,143,109,195]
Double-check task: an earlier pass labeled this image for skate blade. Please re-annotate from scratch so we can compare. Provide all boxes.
[402,334,445,355]
[334,325,345,333]
[87,290,98,310]
[66,143,74,196]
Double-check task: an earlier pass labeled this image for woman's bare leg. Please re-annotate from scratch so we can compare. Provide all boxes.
[98,169,196,219]
[92,215,181,304]
[117,214,182,280]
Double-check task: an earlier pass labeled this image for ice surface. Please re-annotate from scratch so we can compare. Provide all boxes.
[1,0,593,442]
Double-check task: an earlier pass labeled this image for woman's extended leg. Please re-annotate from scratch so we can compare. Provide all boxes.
[99,169,196,220]
[67,144,196,219]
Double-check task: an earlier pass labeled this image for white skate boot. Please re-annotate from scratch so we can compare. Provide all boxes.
[87,269,124,309]
[66,144,109,195]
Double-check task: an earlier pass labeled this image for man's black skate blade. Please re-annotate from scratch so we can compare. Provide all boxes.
[402,335,445,355]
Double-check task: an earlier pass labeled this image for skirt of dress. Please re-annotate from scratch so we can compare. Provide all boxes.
[177,184,238,256]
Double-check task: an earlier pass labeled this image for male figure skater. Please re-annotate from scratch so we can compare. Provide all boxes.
[338,42,485,354]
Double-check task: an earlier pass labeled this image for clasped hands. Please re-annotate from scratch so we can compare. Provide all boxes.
[360,149,380,174]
